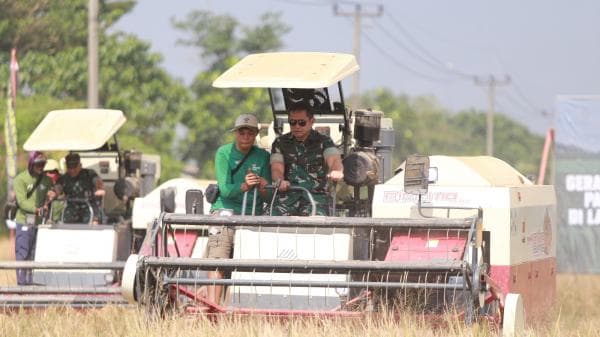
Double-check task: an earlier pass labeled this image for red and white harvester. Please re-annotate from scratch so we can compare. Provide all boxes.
[118,53,556,336]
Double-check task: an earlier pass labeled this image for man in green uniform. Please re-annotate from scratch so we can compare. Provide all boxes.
[210,114,271,215]
[204,113,271,304]
[14,151,55,284]
[270,101,344,215]
[55,153,105,224]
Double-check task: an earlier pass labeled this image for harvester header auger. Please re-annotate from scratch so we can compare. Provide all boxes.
[0,261,127,309]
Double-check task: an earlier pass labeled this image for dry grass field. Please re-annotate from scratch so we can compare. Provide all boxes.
[0,237,599,337]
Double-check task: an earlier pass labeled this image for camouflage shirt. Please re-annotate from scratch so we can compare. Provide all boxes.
[57,168,101,223]
[58,169,99,199]
[271,129,340,193]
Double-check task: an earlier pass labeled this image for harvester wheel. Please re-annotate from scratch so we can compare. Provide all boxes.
[122,254,142,303]
[502,293,525,337]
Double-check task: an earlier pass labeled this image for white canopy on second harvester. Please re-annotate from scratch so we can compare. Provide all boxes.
[212,52,359,88]
[23,109,126,151]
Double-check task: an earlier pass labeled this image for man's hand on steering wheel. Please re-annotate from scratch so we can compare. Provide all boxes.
[258,177,269,192]
[276,179,290,192]
[327,170,344,182]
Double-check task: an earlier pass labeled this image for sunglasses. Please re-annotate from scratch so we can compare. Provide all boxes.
[288,119,308,127]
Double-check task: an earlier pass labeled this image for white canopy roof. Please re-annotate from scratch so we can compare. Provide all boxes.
[23,109,126,151]
[212,52,359,89]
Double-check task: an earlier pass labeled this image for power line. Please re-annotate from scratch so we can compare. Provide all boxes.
[510,81,540,112]
[385,10,542,119]
[383,13,475,80]
[499,89,542,117]
[373,19,473,81]
[326,1,543,134]
[361,30,457,83]
[498,90,535,114]
[385,11,543,122]
[385,13,446,67]
[333,2,383,108]
[385,11,496,53]
[490,59,546,117]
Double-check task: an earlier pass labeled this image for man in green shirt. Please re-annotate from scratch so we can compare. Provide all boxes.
[270,102,344,215]
[14,151,55,285]
[205,113,270,304]
[210,121,271,215]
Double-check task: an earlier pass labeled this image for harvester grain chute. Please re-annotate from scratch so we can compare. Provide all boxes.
[120,52,556,336]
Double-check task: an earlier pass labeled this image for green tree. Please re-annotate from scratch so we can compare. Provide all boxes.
[0,0,134,55]
[172,11,290,177]
[0,2,187,181]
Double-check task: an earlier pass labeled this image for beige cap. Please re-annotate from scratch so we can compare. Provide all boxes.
[44,159,59,172]
[231,114,259,132]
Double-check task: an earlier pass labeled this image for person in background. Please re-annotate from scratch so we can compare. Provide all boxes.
[43,159,63,223]
[55,153,105,224]
[43,159,60,184]
[14,151,55,285]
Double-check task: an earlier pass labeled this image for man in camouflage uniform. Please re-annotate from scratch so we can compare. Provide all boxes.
[55,153,105,224]
[271,102,344,215]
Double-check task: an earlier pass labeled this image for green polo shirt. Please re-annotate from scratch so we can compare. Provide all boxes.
[211,143,271,215]
[14,170,53,224]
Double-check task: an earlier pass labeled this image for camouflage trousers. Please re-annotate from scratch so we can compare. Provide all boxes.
[63,203,100,224]
[271,192,330,216]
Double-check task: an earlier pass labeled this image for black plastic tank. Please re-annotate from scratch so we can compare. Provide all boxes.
[124,150,142,175]
[354,109,383,147]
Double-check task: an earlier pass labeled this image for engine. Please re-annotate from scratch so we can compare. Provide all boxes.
[341,109,395,217]
[113,150,158,203]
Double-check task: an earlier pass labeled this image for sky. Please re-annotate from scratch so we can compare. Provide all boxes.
[111,0,600,135]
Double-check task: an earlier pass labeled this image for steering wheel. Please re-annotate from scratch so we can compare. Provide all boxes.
[240,184,317,216]
[60,197,96,225]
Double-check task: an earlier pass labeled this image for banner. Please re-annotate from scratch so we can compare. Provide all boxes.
[555,95,600,273]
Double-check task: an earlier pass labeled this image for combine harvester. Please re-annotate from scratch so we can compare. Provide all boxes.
[120,53,557,336]
[0,109,209,308]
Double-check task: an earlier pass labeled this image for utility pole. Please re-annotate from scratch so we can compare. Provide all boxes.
[473,75,511,156]
[88,0,99,108]
[333,2,383,109]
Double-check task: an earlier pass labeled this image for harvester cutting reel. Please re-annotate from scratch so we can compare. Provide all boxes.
[121,211,500,324]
